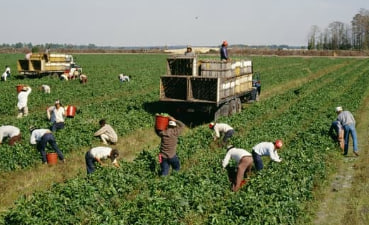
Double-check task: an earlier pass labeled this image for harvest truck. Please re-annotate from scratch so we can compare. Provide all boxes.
[17,53,82,77]
[159,55,260,120]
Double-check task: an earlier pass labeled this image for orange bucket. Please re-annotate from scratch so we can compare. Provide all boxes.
[16,85,24,93]
[155,115,169,130]
[66,105,76,118]
[47,153,58,165]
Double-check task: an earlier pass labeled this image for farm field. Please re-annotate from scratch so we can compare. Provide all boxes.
[0,53,369,224]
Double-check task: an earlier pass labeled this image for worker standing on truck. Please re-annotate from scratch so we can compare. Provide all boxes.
[156,116,185,176]
[222,145,253,192]
[0,125,21,146]
[47,100,66,132]
[184,45,195,56]
[220,40,229,61]
[17,86,32,118]
[85,146,120,174]
[251,140,283,171]
[94,119,118,145]
[29,126,65,164]
[209,122,234,146]
[335,106,359,156]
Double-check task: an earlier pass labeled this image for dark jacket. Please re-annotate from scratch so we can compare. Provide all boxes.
[158,120,185,158]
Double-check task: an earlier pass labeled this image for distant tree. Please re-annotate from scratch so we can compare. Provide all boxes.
[307,25,320,49]
[351,8,369,50]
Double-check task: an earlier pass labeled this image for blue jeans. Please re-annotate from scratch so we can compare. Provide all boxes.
[343,124,358,155]
[37,133,64,163]
[252,150,263,171]
[85,151,97,174]
[223,129,234,144]
[51,122,65,132]
[160,155,180,176]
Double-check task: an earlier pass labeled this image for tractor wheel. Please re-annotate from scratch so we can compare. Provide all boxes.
[229,100,237,116]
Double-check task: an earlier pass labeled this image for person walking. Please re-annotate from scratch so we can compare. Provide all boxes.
[220,40,230,61]
[0,125,21,146]
[85,146,120,174]
[335,106,359,156]
[94,119,118,145]
[251,140,283,171]
[222,145,253,192]
[47,100,66,132]
[29,126,65,164]
[209,122,234,146]
[156,116,185,176]
[17,86,32,118]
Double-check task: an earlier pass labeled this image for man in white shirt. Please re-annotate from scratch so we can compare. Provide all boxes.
[17,86,32,118]
[118,74,130,83]
[222,145,253,192]
[0,125,21,146]
[1,71,7,81]
[209,122,234,146]
[251,140,283,171]
[29,127,65,164]
[41,84,51,94]
[4,65,10,78]
[85,146,120,174]
[47,100,66,132]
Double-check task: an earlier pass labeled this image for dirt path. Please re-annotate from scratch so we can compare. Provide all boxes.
[313,88,369,224]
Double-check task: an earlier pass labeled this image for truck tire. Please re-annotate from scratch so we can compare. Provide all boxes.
[229,100,237,116]
[236,98,242,113]
[214,103,230,121]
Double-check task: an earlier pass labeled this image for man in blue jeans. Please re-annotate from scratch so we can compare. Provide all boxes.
[156,116,185,176]
[336,106,359,156]
[29,126,65,164]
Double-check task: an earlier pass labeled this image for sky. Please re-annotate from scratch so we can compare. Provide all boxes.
[1,0,368,47]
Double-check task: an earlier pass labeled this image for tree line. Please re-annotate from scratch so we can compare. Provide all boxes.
[308,8,369,50]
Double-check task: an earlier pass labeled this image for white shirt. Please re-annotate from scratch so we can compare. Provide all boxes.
[119,74,130,82]
[252,142,282,162]
[47,106,65,123]
[30,129,51,144]
[42,85,50,93]
[222,147,252,168]
[90,146,117,164]
[5,66,10,74]
[1,72,7,81]
[213,123,233,138]
[17,87,32,109]
[0,125,20,142]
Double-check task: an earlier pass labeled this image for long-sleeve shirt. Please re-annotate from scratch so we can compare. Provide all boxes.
[94,124,118,143]
[0,125,20,143]
[220,46,228,60]
[337,111,356,126]
[47,106,65,123]
[30,129,52,144]
[213,123,233,139]
[158,120,185,158]
[17,87,32,109]
[252,142,282,162]
[89,146,117,164]
[222,147,252,168]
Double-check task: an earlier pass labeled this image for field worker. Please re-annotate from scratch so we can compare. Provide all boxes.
[4,65,11,78]
[60,73,68,81]
[156,116,185,176]
[222,145,253,192]
[329,120,344,150]
[29,126,65,164]
[1,71,7,81]
[0,125,21,146]
[336,106,359,156]
[184,45,195,56]
[220,40,229,61]
[251,140,283,171]
[118,74,130,83]
[41,84,51,94]
[47,100,66,132]
[85,146,120,174]
[209,122,234,146]
[17,86,32,118]
[94,119,118,145]
[79,74,87,84]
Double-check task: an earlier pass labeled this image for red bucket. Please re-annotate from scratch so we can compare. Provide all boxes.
[16,85,24,93]
[66,105,76,118]
[155,115,169,130]
[47,153,58,165]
